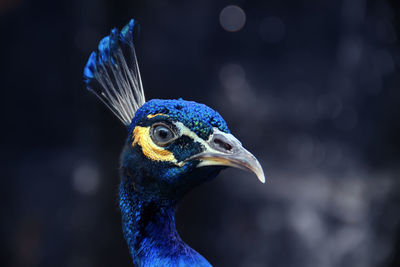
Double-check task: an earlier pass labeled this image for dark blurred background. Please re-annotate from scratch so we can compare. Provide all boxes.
[1,0,400,266]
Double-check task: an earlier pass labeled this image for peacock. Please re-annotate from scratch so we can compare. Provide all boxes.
[83,19,265,267]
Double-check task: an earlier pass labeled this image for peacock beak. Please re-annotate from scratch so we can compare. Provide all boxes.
[186,128,265,183]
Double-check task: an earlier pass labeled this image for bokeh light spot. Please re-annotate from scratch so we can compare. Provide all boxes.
[219,63,246,90]
[72,162,100,195]
[219,5,246,32]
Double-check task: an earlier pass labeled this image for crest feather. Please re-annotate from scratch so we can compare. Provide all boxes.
[83,19,146,125]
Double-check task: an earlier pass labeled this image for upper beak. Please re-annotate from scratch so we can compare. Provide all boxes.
[185,128,265,183]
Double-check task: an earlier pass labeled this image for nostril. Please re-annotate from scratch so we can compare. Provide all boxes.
[213,138,233,151]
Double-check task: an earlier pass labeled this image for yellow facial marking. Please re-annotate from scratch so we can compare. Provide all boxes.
[132,126,178,164]
[147,113,168,119]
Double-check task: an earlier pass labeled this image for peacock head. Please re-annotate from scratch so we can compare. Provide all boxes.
[120,98,264,199]
[83,19,265,200]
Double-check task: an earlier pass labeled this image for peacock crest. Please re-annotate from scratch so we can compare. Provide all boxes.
[84,19,145,125]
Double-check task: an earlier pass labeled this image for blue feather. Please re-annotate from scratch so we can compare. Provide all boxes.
[120,18,136,44]
[83,52,97,82]
[83,19,145,125]
[98,36,110,63]
[84,19,137,84]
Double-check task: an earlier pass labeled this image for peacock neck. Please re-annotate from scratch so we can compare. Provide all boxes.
[119,177,212,267]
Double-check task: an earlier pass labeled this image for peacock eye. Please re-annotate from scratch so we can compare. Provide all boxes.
[150,123,176,146]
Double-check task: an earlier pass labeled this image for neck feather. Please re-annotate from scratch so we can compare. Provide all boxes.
[119,177,212,267]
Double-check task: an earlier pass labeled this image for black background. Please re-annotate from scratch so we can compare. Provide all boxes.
[1,0,399,266]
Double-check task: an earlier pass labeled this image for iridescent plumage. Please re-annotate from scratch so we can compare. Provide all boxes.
[84,19,264,267]
[84,19,145,125]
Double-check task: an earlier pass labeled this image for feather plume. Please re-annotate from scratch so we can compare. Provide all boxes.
[83,19,146,126]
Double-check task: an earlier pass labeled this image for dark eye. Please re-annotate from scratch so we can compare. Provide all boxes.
[150,123,176,146]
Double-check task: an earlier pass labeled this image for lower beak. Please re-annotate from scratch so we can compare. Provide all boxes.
[186,129,265,183]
